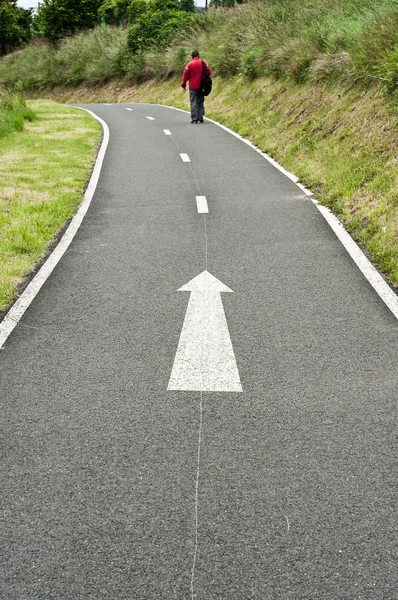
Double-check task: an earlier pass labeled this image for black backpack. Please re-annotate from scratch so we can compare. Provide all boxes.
[200,60,212,96]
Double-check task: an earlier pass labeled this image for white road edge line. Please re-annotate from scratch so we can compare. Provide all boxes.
[196,196,208,214]
[0,107,110,349]
[315,204,398,319]
[163,129,172,135]
[157,104,398,321]
[180,153,191,163]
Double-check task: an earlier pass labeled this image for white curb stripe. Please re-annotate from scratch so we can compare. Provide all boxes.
[0,108,110,349]
[315,203,398,319]
[196,196,208,214]
[156,103,398,320]
[180,153,191,163]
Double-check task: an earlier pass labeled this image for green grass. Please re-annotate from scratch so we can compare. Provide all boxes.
[0,85,36,139]
[0,100,101,312]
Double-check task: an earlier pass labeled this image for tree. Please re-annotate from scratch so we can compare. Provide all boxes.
[148,0,180,11]
[35,0,103,44]
[98,0,131,26]
[210,0,244,6]
[127,0,147,24]
[0,1,32,56]
[16,5,33,44]
[179,0,194,12]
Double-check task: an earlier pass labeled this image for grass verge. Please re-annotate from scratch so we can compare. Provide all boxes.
[0,85,36,139]
[0,100,101,313]
[39,76,398,287]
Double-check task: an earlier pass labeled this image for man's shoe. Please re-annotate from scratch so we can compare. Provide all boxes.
[199,118,204,123]
[191,120,198,123]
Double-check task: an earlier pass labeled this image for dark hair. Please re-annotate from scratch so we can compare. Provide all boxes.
[191,50,200,58]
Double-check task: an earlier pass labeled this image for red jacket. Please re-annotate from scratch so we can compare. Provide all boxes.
[181,57,212,91]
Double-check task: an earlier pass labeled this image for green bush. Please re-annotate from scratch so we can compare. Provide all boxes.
[127,0,147,24]
[127,9,197,54]
[98,0,131,25]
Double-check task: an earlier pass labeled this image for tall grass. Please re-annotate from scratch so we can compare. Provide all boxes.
[0,28,130,89]
[0,85,36,139]
[189,0,398,91]
[0,0,398,96]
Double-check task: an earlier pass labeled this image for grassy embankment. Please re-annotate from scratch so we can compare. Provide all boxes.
[0,96,101,313]
[0,0,398,296]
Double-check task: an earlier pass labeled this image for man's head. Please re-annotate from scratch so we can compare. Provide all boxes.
[191,50,200,59]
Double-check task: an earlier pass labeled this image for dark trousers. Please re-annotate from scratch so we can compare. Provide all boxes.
[190,89,205,121]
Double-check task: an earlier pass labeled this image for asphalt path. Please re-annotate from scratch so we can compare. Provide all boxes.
[1,103,397,599]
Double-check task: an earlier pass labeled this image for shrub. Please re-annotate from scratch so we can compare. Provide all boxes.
[98,0,131,25]
[127,9,197,54]
[127,0,147,24]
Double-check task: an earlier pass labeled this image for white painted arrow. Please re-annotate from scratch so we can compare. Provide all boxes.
[168,271,242,392]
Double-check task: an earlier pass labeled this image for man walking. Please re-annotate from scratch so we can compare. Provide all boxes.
[181,50,212,124]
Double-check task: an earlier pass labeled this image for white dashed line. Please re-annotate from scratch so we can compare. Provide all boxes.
[180,153,191,163]
[196,196,208,214]
[158,104,398,321]
[146,116,155,121]
[125,108,133,111]
[163,130,172,135]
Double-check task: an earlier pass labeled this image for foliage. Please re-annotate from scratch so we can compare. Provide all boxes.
[127,0,147,24]
[179,0,195,12]
[127,3,198,54]
[34,0,103,44]
[148,0,180,11]
[98,0,131,25]
[0,1,32,56]
[0,84,35,139]
[126,0,198,55]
